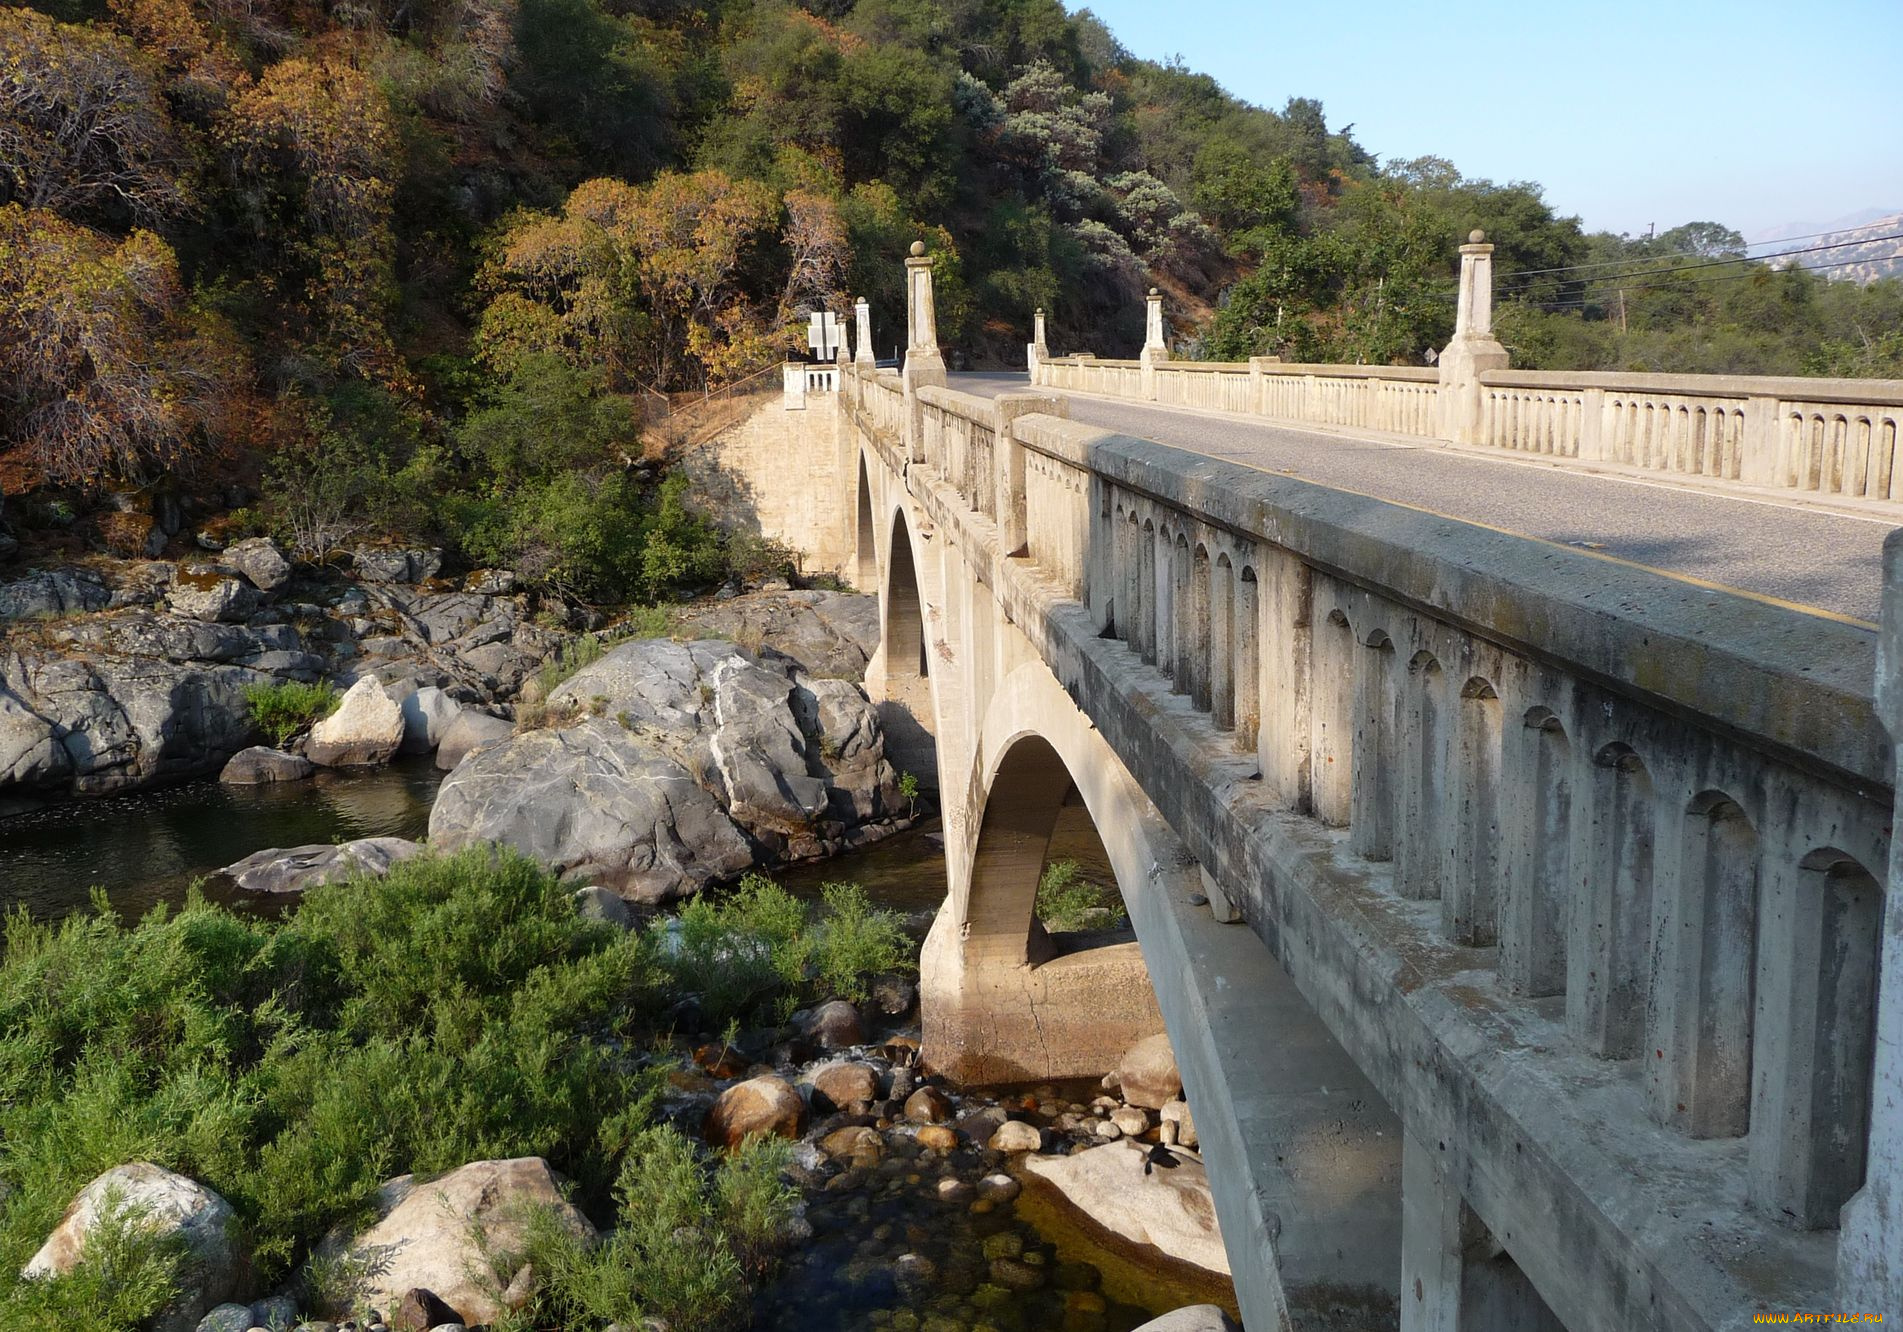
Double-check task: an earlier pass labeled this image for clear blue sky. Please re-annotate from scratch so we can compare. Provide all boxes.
[1071,0,1903,239]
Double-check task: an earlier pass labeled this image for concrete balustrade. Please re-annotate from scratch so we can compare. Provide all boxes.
[1034,246,1903,507]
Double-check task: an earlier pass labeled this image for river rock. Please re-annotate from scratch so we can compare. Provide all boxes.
[975,1172,1020,1204]
[1130,1308,1242,1332]
[306,677,404,767]
[398,686,462,754]
[1111,1106,1150,1136]
[1024,1139,1228,1276]
[193,1304,253,1332]
[219,746,314,785]
[0,568,111,620]
[430,719,754,903]
[434,709,513,769]
[222,837,423,893]
[819,1125,884,1163]
[1114,1033,1182,1110]
[989,1120,1042,1153]
[223,538,292,593]
[1160,1098,1197,1149]
[904,1086,954,1124]
[352,547,443,584]
[809,1061,880,1111]
[706,1075,806,1150]
[24,1163,239,1332]
[573,885,634,929]
[799,1000,865,1050]
[167,568,260,623]
[319,1158,587,1324]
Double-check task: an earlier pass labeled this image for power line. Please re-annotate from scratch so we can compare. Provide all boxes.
[1489,249,1903,311]
[1488,231,1903,293]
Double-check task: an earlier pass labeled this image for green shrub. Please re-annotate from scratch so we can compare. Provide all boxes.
[0,1194,187,1332]
[811,883,914,1006]
[241,680,339,748]
[0,849,659,1318]
[1036,858,1127,932]
[650,875,914,1028]
[533,632,609,700]
[516,1128,795,1332]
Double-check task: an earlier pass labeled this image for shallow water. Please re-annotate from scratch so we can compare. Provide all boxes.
[0,758,443,922]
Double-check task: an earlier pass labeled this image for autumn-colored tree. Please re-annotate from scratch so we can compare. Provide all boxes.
[105,0,243,121]
[0,205,247,486]
[477,170,782,390]
[778,187,849,329]
[0,8,189,227]
[219,54,404,382]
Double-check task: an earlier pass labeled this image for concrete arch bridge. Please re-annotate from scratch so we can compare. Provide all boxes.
[695,250,1903,1332]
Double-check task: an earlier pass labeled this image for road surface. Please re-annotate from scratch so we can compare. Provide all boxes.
[950,372,1890,624]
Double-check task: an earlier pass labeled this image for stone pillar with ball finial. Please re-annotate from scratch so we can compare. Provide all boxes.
[1028,307,1050,379]
[1436,228,1510,444]
[902,240,946,461]
[1139,287,1168,399]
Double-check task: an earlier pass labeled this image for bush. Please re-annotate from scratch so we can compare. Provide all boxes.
[241,680,339,748]
[650,876,914,1028]
[0,849,659,1320]
[514,1128,795,1332]
[1036,858,1126,932]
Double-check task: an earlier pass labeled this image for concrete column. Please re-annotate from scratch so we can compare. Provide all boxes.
[1741,394,1780,486]
[902,241,947,462]
[1028,306,1050,379]
[1257,548,1313,812]
[1839,525,1903,1307]
[1140,287,1168,400]
[1249,356,1278,417]
[1402,1132,1564,1332]
[854,296,875,370]
[781,362,807,411]
[991,392,1064,559]
[1577,388,1606,462]
[1436,232,1510,446]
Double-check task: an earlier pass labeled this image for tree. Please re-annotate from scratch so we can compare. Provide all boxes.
[0,8,188,227]
[0,205,246,486]
[477,171,782,390]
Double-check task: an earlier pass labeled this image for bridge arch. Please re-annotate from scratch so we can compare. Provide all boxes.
[869,494,946,788]
[854,448,877,592]
[920,658,1405,1328]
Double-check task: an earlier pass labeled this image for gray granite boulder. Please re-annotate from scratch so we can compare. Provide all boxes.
[222,537,292,592]
[166,568,260,623]
[674,589,880,680]
[434,709,514,769]
[223,836,424,893]
[0,568,110,620]
[398,685,463,754]
[219,746,314,784]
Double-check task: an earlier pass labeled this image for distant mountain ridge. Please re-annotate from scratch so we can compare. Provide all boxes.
[1750,209,1903,283]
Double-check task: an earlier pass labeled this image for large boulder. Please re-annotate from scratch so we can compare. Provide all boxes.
[306,676,404,767]
[166,568,260,624]
[1023,1139,1229,1276]
[430,720,754,903]
[431,638,901,901]
[1114,1033,1183,1110]
[320,1158,592,1325]
[674,590,881,680]
[0,568,111,621]
[218,746,313,785]
[23,1163,240,1332]
[398,685,462,754]
[221,538,292,593]
[434,709,514,769]
[704,1076,806,1151]
[222,837,423,893]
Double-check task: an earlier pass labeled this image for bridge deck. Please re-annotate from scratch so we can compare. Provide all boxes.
[952,372,1889,623]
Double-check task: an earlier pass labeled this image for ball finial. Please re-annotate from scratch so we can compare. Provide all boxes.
[1468,228,1486,244]
[1149,287,1160,297]
[909,240,926,258]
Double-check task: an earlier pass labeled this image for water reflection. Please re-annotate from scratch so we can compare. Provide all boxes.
[0,759,443,922]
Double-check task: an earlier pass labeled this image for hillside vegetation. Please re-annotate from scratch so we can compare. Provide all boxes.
[2,0,1899,586]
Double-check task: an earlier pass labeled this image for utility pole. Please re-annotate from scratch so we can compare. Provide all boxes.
[1617,287,1628,334]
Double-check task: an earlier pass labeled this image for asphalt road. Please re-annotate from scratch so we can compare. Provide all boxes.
[949,372,1891,624]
